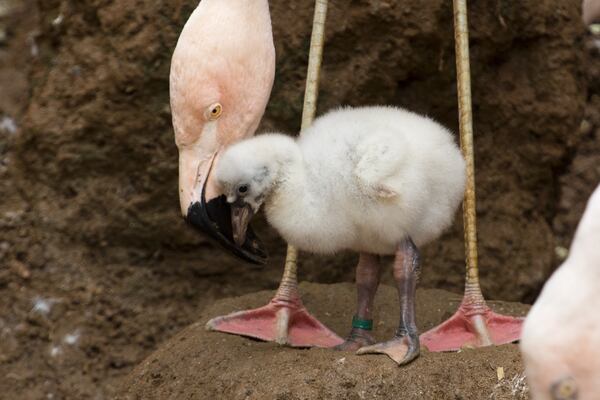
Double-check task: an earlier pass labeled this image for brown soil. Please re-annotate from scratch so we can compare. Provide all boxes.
[0,0,596,399]
[118,283,530,400]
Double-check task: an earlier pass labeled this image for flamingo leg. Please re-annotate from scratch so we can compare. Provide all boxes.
[206,246,343,348]
[207,0,339,349]
[205,0,340,349]
[335,253,381,351]
[206,0,343,347]
[356,238,421,365]
[419,0,523,352]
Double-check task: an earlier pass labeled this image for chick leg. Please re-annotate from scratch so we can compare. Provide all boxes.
[356,238,420,365]
[335,253,381,351]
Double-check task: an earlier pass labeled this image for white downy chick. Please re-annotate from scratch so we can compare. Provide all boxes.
[215,106,466,256]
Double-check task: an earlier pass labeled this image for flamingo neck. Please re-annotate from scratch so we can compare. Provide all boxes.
[568,186,600,276]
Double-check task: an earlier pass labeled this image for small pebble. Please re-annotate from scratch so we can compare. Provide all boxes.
[0,116,17,134]
[51,14,63,27]
[579,119,592,136]
[555,246,569,261]
[28,34,38,57]
[9,260,30,279]
[63,330,80,345]
[32,297,54,315]
[49,346,62,357]
[497,366,505,381]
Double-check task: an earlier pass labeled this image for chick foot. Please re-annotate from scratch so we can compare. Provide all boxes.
[358,238,421,366]
[356,334,420,365]
[334,328,376,351]
[335,253,381,352]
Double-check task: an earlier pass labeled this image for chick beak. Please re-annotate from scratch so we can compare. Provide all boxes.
[179,150,267,265]
[231,203,254,247]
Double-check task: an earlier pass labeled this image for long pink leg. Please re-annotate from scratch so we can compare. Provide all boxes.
[356,238,421,365]
[335,253,381,351]
[419,0,523,353]
[206,250,343,348]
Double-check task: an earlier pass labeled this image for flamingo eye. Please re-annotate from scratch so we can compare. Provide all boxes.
[237,185,249,195]
[207,103,223,120]
[551,377,577,400]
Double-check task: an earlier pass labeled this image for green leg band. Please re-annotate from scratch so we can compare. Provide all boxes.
[352,315,373,330]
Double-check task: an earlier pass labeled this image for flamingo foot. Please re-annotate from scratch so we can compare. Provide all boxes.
[420,302,524,352]
[206,298,343,348]
[356,334,420,365]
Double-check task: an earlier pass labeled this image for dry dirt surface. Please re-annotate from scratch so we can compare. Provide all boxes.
[118,283,530,400]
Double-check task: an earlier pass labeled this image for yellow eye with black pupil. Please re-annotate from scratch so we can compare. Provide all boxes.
[207,103,223,120]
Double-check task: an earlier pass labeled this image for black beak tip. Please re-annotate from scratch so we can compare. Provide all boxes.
[185,198,268,265]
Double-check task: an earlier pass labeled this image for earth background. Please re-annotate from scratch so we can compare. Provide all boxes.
[0,0,599,399]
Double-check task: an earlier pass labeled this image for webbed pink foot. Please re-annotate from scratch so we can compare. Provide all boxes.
[420,302,523,352]
[206,298,342,348]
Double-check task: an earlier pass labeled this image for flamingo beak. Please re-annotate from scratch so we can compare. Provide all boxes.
[179,150,267,265]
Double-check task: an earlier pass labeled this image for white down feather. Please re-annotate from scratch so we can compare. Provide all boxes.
[215,106,467,255]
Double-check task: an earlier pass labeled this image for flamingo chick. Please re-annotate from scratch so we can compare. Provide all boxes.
[215,106,467,364]
[521,183,600,399]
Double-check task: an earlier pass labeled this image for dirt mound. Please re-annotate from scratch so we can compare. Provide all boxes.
[118,283,530,400]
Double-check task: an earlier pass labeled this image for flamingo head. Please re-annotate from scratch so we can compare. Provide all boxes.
[170,0,275,264]
[521,183,600,399]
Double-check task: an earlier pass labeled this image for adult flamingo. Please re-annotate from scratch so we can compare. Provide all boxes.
[521,184,600,400]
[171,0,341,348]
[583,0,600,25]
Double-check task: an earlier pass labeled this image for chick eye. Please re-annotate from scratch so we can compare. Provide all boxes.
[207,103,223,120]
[237,185,249,195]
